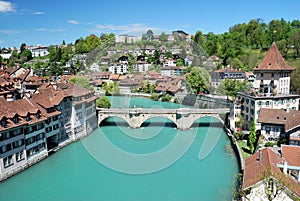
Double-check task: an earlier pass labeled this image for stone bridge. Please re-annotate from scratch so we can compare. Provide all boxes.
[97,108,229,130]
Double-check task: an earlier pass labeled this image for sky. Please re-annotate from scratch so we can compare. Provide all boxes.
[0,0,300,48]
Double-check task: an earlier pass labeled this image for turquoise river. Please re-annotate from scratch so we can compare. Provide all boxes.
[0,96,239,201]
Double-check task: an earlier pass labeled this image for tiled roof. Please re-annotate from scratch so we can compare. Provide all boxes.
[214,68,244,73]
[253,42,294,71]
[243,148,300,197]
[4,66,21,75]
[0,97,45,132]
[281,145,300,167]
[258,109,300,131]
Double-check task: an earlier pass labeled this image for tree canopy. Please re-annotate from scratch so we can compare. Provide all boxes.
[69,76,94,91]
[186,67,210,94]
[96,96,111,108]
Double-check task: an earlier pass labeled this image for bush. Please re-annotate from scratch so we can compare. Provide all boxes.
[150,93,159,101]
[265,142,275,147]
[96,96,111,108]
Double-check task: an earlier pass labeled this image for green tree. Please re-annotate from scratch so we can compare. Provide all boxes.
[19,49,32,63]
[176,58,185,66]
[83,34,101,52]
[159,32,168,42]
[194,30,205,45]
[20,43,26,53]
[96,96,111,108]
[69,76,94,91]
[290,28,300,57]
[146,29,154,42]
[102,81,120,96]
[186,67,209,94]
[247,120,257,154]
[217,79,250,99]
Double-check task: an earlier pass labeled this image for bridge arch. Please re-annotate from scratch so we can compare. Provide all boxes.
[188,115,224,129]
[98,114,133,128]
[138,115,178,129]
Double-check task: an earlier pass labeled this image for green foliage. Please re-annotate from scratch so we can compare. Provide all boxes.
[102,81,120,96]
[217,79,250,98]
[247,120,257,154]
[186,67,209,94]
[265,142,276,147]
[290,58,300,94]
[146,29,154,41]
[161,92,172,102]
[159,32,168,42]
[234,131,245,140]
[69,76,94,91]
[150,93,159,101]
[96,96,111,108]
[176,58,185,66]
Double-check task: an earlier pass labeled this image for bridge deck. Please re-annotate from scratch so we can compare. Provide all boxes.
[97,108,229,114]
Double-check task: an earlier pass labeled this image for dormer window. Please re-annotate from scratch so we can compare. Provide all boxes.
[36,112,41,119]
[1,119,7,127]
[13,116,19,124]
[26,114,31,122]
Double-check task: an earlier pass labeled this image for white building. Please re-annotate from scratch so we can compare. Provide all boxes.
[230,42,300,131]
[109,63,128,75]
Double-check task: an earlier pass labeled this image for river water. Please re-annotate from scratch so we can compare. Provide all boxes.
[0,96,239,201]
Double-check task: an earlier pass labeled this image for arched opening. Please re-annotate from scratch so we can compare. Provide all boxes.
[190,116,224,129]
[140,116,177,128]
[99,116,130,128]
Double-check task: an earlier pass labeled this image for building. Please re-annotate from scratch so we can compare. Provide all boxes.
[27,45,49,57]
[243,147,300,200]
[109,63,128,75]
[0,98,52,181]
[143,46,155,55]
[115,35,141,44]
[258,109,300,142]
[253,42,294,95]
[230,43,300,131]
[0,81,98,181]
[161,66,186,77]
[133,61,150,73]
[211,68,246,87]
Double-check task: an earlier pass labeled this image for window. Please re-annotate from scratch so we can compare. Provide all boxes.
[36,113,41,119]
[261,73,264,77]
[76,112,82,120]
[26,114,31,122]
[3,155,13,168]
[1,119,7,127]
[13,116,19,124]
[257,101,262,106]
[271,73,274,77]
[16,151,24,162]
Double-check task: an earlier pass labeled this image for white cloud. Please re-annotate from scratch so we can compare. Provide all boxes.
[0,29,20,34]
[34,11,45,15]
[50,29,67,32]
[91,23,168,36]
[0,0,15,13]
[35,28,47,31]
[34,28,67,32]
[68,20,79,25]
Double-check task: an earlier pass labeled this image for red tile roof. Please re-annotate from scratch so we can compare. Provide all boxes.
[253,42,294,71]
[214,68,244,73]
[258,109,300,131]
[281,145,300,167]
[243,148,300,197]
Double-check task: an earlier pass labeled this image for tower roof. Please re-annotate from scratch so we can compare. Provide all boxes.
[253,42,294,71]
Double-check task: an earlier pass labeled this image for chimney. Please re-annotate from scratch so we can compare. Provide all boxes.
[283,161,288,175]
[259,149,262,162]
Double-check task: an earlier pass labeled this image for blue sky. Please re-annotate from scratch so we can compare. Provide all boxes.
[0,0,300,48]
